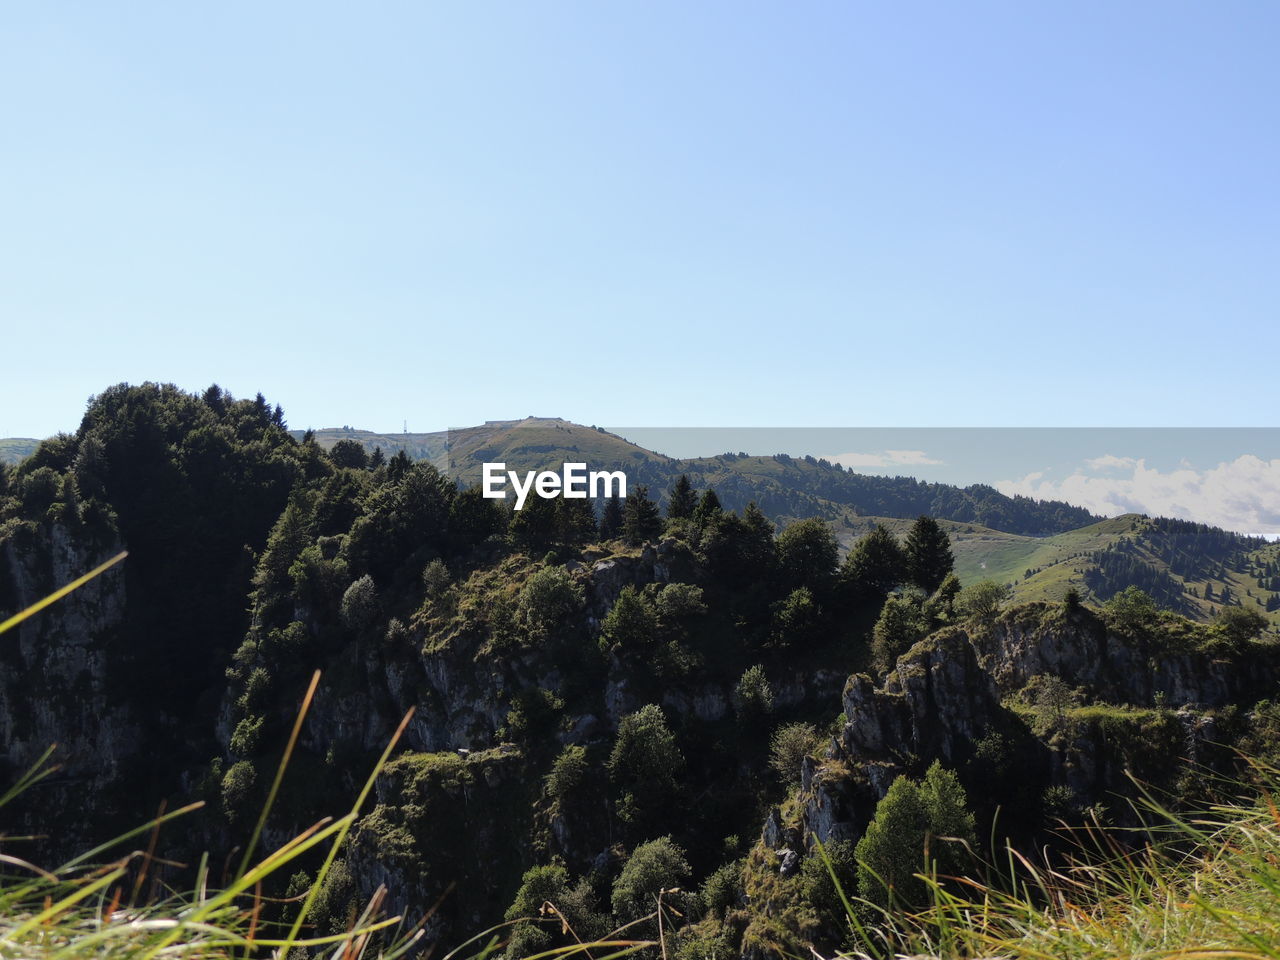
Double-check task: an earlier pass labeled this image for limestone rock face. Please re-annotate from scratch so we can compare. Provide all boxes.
[0,523,136,856]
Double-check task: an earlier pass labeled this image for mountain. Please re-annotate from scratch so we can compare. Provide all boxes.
[3,384,1280,959]
[295,417,1097,537]
[11,412,1278,625]
[0,437,39,464]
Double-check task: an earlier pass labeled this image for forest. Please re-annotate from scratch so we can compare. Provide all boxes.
[2,382,1279,959]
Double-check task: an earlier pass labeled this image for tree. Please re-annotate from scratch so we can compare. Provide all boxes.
[340,574,380,634]
[666,474,697,521]
[840,525,904,598]
[556,496,597,546]
[329,439,368,470]
[1102,586,1160,636]
[776,518,839,595]
[599,496,624,541]
[903,516,954,593]
[693,489,723,527]
[769,722,821,786]
[955,580,1011,622]
[771,586,822,647]
[610,837,694,928]
[449,484,506,551]
[608,705,684,827]
[518,566,586,640]
[733,664,774,724]
[622,485,662,545]
[1211,607,1269,654]
[509,494,559,554]
[871,594,929,673]
[854,762,975,911]
[599,586,657,651]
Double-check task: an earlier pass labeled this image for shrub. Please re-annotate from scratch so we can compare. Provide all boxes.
[733,664,774,723]
[769,722,821,786]
[340,574,380,633]
[517,566,585,639]
[611,836,694,924]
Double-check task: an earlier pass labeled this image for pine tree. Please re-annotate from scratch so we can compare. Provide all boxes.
[666,474,697,520]
[694,489,723,527]
[903,515,954,593]
[599,495,624,541]
[622,485,662,545]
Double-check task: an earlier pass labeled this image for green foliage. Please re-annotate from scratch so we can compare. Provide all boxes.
[733,664,775,723]
[230,715,264,757]
[1101,585,1160,636]
[955,579,1011,621]
[545,744,590,805]
[422,557,451,597]
[840,524,905,598]
[517,565,585,640]
[800,839,858,940]
[622,484,663,545]
[854,761,976,911]
[776,518,839,594]
[599,495,624,541]
[904,515,955,593]
[599,585,656,651]
[220,759,258,823]
[769,722,821,786]
[328,439,368,470]
[693,488,723,527]
[505,687,564,743]
[771,585,822,646]
[700,859,744,920]
[1210,606,1269,654]
[667,474,698,521]
[611,836,695,924]
[608,704,684,827]
[339,573,380,633]
[871,593,930,673]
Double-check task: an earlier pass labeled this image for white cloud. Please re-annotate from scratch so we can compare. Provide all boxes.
[823,449,944,469]
[996,455,1280,536]
[1084,454,1139,472]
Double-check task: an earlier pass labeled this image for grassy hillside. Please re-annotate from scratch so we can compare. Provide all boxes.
[0,437,40,465]
[833,512,1280,628]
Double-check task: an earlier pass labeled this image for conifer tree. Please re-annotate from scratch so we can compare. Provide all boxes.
[903,515,954,593]
[622,485,662,545]
[666,474,697,520]
[694,489,723,527]
[599,495,624,541]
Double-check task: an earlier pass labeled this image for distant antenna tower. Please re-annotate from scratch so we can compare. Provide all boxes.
[403,419,407,434]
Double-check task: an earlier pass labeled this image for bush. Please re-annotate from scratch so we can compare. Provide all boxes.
[611,836,694,925]
[854,762,976,911]
[733,664,774,723]
[769,722,821,786]
[517,566,585,639]
[546,744,589,804]
[599,586,656,651]
[422,558,451,597]
[700,859,743,920]
[340,574,380,633]
[871,594,930,673]
[956,579,1010,621]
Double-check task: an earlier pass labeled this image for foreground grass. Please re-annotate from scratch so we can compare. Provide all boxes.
[835,763,1280,960]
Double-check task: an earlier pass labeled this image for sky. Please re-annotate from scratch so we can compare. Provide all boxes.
[2,1,1278,441]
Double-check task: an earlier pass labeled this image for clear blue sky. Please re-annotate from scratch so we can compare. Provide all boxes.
[2,1,1276,439]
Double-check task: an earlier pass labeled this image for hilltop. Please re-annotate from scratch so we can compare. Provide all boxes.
[10,412,1277,625]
